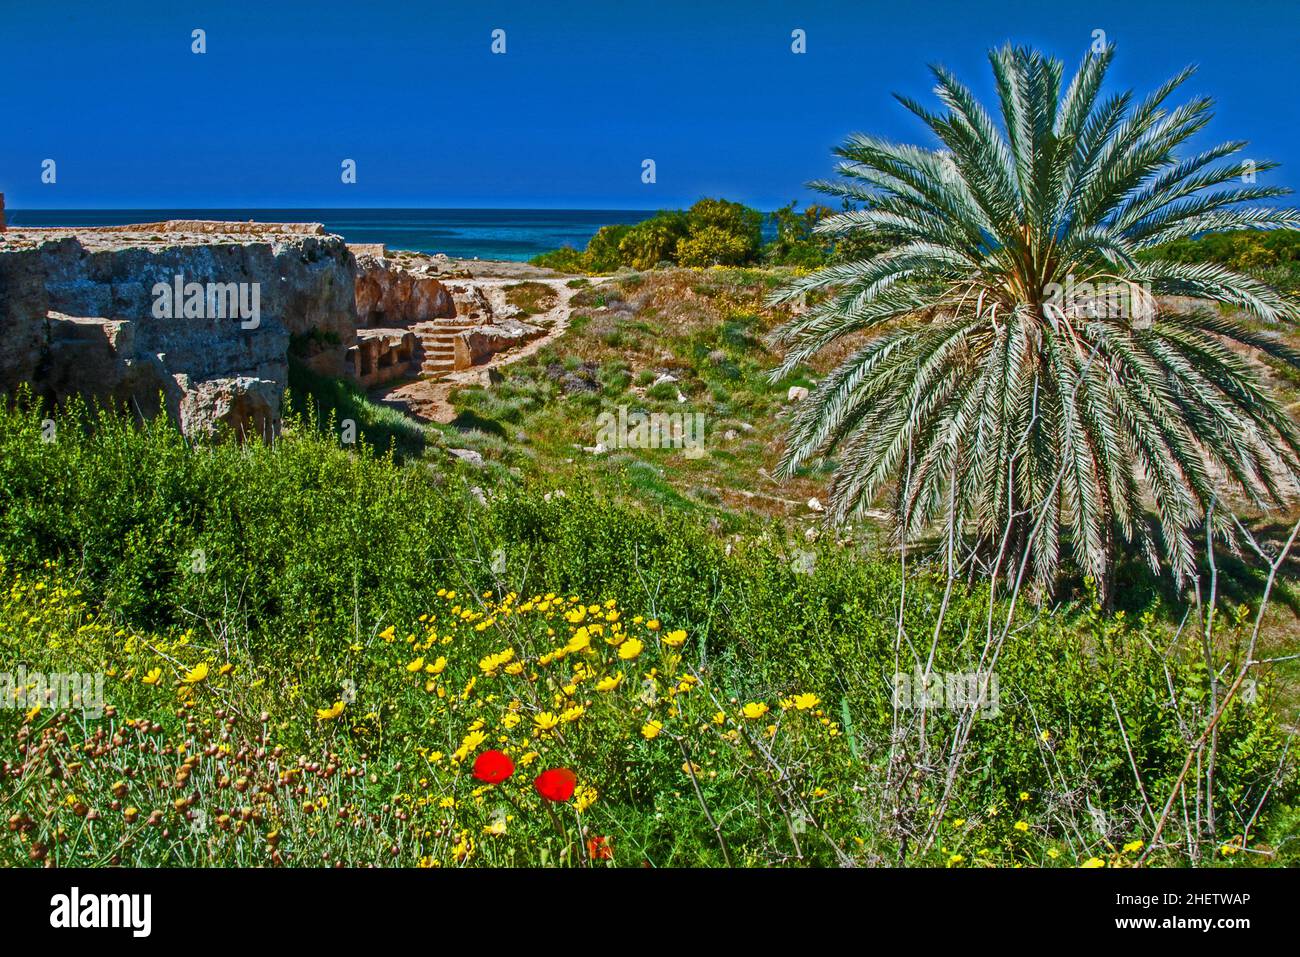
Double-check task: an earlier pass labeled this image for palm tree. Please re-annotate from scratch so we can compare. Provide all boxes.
[770,44,1300,597]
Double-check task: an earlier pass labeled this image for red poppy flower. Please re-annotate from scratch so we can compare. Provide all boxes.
[472,749,515,784]
[533,767,577,802]
[587,835,614,860]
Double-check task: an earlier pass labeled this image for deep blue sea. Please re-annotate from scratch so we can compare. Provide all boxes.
[4,208,661,261]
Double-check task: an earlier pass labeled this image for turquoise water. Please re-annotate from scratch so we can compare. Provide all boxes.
[4,208,660,261]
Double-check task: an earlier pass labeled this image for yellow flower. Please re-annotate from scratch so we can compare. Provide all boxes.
[453,832,474,862]
[501,713,522,729]
[379,625,396,641]
[948,854,965,866]
[316,701,345,721]
[741,702,769,720]
[1019,791,1030,801]
[618,638,644,661]
[533,712,560,732]
[182,662,209,684]
[641,720,663,740]
[1081,857,1106,868]
[792,693,820,711]
[595,672,624,692]
[646,619,661,631]
[427,656,448,675]
[565,628,592,654]
[406,657,425,673]
[663,629,687,647]
[560,705,585,723]
[575,786,598,812]
[565,607,586,624]
[1122,840,1144,854]
[711,710,726,725]
[452,729,487,763]
[478,648,514,675]
[141,667,162,686]
[483,818,508,836]
[1013,821,1030,833]
[1047,848,1060,859]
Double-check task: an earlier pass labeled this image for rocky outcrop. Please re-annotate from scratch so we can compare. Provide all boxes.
[444,281,496,322]
[97,219,329,237]
[0,221,563,439]
[454,318,544,369]
[349,328,417,388]
[353,252,455,327]
[0,223,359,439]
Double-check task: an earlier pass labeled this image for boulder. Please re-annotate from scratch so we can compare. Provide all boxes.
[447,448,485,468]
[453,318,543,369]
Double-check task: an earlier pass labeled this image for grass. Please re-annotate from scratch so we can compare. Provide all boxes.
[439,269,841,533]
[287,357,430,460]
[503,281,559,316]
[3,255,1299,868]
[0,395,1294,867]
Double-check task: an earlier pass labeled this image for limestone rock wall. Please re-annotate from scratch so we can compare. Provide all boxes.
[0,224,360,440]
[353,253,455,327]
[453,318,544,369]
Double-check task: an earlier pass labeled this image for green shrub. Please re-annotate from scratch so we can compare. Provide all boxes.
[0,396,1292,866]
[616,214,686,271]
[676,225,753,267]
[1142,229,1300,292]
[530,246,588,273]
[764,202,835,267]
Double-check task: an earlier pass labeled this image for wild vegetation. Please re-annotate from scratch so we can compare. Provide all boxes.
[531,198,852,273]
[770,43,1300,606]
[0,398,1294,866]
[4,42,1300,869]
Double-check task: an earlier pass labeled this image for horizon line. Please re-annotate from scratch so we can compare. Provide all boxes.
[2,204,725,213]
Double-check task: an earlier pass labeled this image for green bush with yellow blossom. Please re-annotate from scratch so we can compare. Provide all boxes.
[0,396,1294,867]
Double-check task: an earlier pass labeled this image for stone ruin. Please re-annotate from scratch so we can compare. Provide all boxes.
[0,217,536,439]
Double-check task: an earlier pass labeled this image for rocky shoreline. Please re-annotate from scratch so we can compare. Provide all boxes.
[0,220,557,439]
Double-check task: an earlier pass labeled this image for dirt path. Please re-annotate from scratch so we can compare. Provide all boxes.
[371,276,601,424]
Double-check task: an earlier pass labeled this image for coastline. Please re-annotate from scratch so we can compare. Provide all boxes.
[1,207,660,262]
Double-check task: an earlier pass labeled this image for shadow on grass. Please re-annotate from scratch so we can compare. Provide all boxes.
[286,357,428,460]
[448,409,508,438]
[1109,517,1300,619]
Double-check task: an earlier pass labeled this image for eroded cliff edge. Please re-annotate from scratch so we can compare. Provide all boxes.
[0,222,358,439]
[0,220,552,439]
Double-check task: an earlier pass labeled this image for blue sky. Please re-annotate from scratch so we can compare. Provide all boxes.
[3,0,1297,209]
